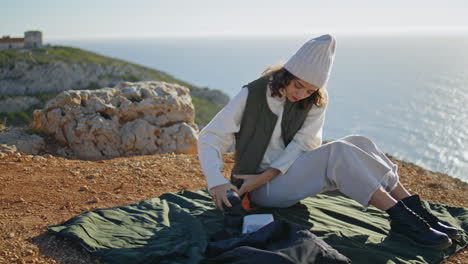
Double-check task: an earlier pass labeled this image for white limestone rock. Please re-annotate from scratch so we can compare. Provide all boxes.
[0,144,18,154]
[0,128,45,155]
[32,81,199,159]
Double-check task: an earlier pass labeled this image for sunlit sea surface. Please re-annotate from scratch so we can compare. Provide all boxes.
[53,34,468,182]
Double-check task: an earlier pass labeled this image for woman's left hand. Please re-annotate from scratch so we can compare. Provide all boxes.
[233,168,280,196]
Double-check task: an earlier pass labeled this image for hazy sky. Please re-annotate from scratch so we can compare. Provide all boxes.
[2,0,468,39]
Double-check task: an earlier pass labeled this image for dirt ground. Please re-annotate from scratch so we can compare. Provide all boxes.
[0,150,466,264]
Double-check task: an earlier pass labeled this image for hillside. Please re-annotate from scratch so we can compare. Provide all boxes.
[0,46,229,127]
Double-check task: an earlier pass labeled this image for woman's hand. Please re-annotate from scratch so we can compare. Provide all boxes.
[233,168,281,196]
[208,182,239,212]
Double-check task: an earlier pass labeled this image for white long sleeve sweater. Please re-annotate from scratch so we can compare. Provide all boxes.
[197,81,328,190]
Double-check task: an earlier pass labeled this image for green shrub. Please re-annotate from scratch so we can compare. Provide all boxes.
[0,95,15,100]
[32,92,57,101]
[84,82,101,90]
[121,73,142,82]
[0,112,31,126]
[192,96,222,127]
[0,117,6,130]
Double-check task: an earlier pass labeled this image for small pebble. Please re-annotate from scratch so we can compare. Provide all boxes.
[32,156,46,161]
[115,183,125,190]
[88,197,99,204]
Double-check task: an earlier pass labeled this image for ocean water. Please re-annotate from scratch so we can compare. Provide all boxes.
[53,34,468,182]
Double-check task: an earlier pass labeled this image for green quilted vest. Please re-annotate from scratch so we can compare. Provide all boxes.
[231,76,312,188]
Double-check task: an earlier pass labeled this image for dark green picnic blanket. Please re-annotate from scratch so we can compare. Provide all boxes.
[48,189,467,264]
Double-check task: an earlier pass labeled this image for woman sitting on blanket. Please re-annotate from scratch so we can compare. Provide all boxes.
[197,34,460,249]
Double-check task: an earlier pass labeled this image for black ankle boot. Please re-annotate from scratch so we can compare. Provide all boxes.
[386,201,452,249]
[401,195,460,240]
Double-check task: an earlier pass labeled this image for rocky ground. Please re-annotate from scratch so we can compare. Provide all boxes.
[0,149,466,263]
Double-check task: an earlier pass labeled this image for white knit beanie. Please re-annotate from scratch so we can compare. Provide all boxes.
[284,34,336,89]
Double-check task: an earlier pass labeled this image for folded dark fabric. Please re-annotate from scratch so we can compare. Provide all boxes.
[47,189,468,264]
[203,220,351,264]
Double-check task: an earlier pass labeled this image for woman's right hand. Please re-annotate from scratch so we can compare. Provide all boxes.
[208,183,240,212]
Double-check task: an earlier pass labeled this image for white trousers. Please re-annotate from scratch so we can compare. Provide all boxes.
[250,135,400,208]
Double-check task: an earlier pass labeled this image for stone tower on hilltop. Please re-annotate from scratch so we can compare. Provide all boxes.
[24,31,42,48]
[0,30,43,49]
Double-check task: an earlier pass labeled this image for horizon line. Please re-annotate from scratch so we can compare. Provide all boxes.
[46,30,468,40]
[5,26,468,40]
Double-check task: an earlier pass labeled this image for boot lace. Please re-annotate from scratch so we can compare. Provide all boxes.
[406,206,431,228]
[414,206,439,225]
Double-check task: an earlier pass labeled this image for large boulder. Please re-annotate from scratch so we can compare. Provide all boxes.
[32,81,199,160]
